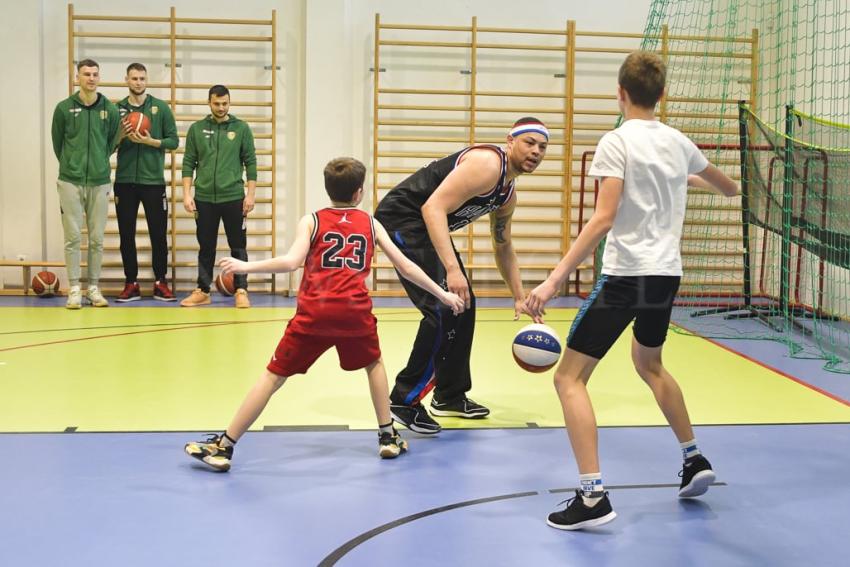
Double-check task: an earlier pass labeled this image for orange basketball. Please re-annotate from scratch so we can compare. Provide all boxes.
[215,271,236,296]
[32,271,59,297]
[124,111,151,136]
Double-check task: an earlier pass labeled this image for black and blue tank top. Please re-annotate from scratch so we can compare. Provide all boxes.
[374,145,515,232]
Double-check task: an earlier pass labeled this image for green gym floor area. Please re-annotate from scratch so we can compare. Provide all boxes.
[4,302,850,567]
[2,306,848,433]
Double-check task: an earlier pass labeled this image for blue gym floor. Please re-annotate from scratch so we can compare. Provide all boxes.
[1,295,849,566]
[2,425,848,566]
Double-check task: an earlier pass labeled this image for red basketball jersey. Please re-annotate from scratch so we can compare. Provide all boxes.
[289,207,377,336]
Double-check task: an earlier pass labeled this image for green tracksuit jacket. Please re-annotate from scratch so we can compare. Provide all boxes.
[115,95,179,185]
[182,114,257,203]
[51,92,121,186]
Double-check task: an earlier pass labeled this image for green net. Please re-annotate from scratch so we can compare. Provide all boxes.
[737,105,850,371]
[637,1,850,372]
[785,109,850,274]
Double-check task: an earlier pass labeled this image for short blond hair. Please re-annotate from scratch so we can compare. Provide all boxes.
[618,51,666,108]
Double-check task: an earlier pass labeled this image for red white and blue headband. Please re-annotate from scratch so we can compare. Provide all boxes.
[510,123,549,141]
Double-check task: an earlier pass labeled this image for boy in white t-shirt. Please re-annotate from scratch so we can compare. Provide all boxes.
[524,51,738,530]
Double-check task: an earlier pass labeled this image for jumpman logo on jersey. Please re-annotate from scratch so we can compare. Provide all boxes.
[339,213,352,224]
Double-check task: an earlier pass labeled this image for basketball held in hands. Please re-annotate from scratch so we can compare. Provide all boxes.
[124,111,151,136]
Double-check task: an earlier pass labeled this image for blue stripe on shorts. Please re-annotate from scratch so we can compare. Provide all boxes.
[567,275,607,344]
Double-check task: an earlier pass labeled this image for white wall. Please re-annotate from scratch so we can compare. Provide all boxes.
[0,1,46,272]
[0,0,653,289]
[304,0,654,212]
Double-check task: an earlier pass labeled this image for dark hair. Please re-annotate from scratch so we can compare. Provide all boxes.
[513,116,546,128]
[126,62,147,74]
[76,59,99,71]
[323,157,366,203]
[618,51,666,108]
[208,84,230,100]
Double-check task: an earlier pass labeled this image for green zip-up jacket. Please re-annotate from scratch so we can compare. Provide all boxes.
[51,92,120,186]
[182,114,257,203]
[115,94,179,185]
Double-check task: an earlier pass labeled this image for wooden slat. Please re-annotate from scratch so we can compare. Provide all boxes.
[367,17,755,298]
[60,6,279,298]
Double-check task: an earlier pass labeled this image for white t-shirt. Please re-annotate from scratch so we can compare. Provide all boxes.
[588,119,708,276]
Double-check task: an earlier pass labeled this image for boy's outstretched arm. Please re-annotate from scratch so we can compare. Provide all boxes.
[688,164,738,196]
[524,176,624,322]
[373,218,466,315]
[220,214,313,275]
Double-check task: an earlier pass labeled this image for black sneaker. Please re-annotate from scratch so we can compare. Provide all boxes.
[429,396,490,419]
[184,434,233,472]
[678,455,716,497]
[547,490,617,530]
[390,403,442,435]
[378,429,409,459]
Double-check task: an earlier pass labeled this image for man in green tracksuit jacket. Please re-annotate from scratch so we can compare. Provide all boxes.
[180,84,257,308]
[51,58,120,309]
[114,62,179,303]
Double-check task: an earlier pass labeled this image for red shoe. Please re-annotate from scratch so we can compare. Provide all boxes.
[116,282,141,303]
[153,280,177,302]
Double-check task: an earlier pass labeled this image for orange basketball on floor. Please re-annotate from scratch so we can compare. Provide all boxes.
[32,271,59,297]
[124,111,151,136]
[215,271,236,296]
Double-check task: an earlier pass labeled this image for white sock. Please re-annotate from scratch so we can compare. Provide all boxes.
[378,422,395,436]
[580,472,604,506]
[219,432,236,448]
[681,439,701,462]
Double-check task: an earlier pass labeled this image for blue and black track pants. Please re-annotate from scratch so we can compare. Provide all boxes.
[378,222,476,406]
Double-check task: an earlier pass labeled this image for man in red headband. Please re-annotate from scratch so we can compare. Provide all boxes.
[374,117,548,434]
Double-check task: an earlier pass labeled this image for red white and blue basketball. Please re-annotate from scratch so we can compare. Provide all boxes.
[512,323,562,372]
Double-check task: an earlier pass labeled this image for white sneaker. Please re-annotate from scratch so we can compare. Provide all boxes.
[87,286,109,307]
[66,286,82,310]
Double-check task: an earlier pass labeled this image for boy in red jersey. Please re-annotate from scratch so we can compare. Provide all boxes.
[184,157,464,470]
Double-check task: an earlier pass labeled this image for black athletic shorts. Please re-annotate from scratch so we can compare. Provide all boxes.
[567,275,680,360]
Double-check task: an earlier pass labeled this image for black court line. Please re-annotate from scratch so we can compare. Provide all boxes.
[318,480,730,566]
[1,421,848,435]
[0,318,572,352]
[317,491,538,567]
[549,481,728,494]
[0,311,576,339]
[6,426,355,435]
[0,318,291,353]
[263,425,349,432]
[0,319,285,337]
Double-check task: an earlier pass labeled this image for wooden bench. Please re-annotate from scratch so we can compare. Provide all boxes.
[0,260,66,295]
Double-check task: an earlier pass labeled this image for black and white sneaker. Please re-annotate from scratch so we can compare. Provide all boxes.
[184,434,233,472]
[678,455,716,497]
[390,403,442,435]
[429,396,490,419]
[547,490,617,530]
[378,429,409,459]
